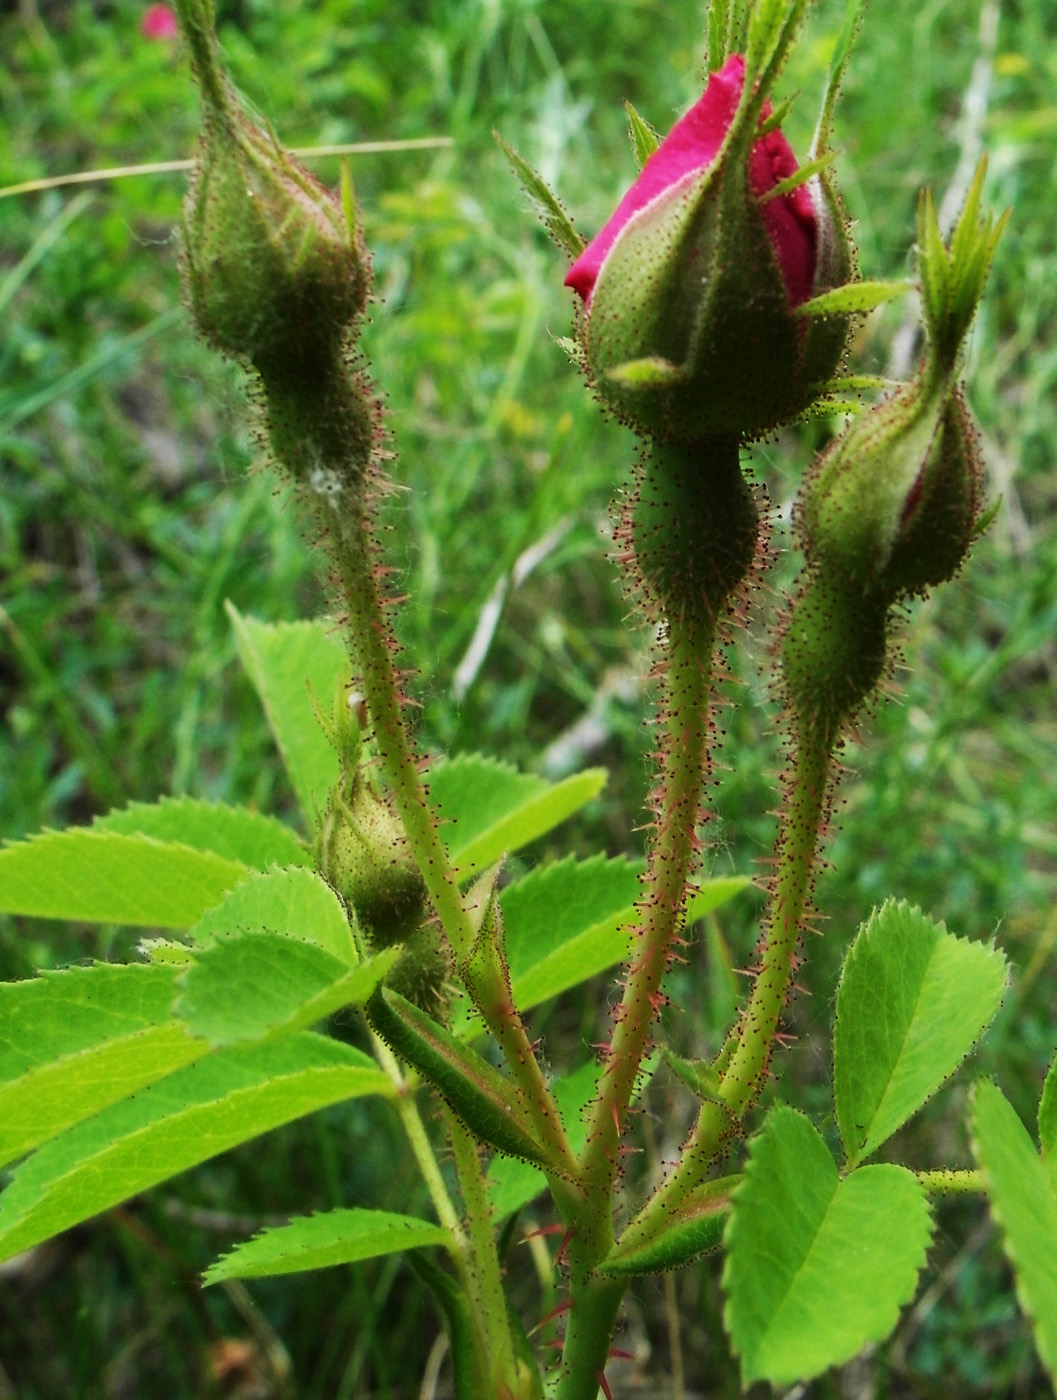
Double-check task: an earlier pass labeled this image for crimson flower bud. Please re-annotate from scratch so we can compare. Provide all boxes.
[566,55,853,444]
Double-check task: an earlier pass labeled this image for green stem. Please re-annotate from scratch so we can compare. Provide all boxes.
[617,727,832,1247]
[371,1033,466,1247]
[321,490,573,1172]
[550,1274,626,1400]
[553,441,758,1399]
[446,1112,535,1396]
[580,629,714,1205]
[916,1169,986,1195]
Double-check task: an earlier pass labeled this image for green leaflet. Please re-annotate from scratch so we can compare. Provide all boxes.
[0,1034,390,1264]
[723,1106,932,1387]
[0,964,205,1168]
[971,1080,1057,1385]
[602,1175,738,1276]
[176,935,399,1045]
[501,856,748,1011]
[367,987,554,1170]
[487,1060,600,1219]
[188,865,359,966]
[227,602,349,827]
[204,1207,450,1283]
[94,796,308,869]
[0,828,246,927]
[429,754,607,877]
[835,900,1007,1166]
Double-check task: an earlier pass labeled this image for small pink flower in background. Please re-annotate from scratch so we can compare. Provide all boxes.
[565,54,818,309]
[141,3,179,41]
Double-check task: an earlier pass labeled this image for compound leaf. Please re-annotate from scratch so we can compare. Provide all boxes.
[227,604,348,827]
[95,797,307,870]
[429,755,606,877]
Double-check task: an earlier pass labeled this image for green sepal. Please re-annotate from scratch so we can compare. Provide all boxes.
[662,1046,723,1102]
[794,279,913,319]
[600,1175,738,1276]
[366,988,554,1170]
[624,100,660,168]
[492,131,585,259]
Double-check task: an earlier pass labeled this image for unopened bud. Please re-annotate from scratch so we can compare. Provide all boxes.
[565,55,855,444]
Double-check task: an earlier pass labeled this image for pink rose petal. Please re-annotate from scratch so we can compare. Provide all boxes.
[142,4,179,41]
[566,54,818,307]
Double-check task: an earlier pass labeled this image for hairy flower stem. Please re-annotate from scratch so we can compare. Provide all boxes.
[315,488,574,1171]
[552,441,758,1399]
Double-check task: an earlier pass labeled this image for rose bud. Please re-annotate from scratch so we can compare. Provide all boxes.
[796,163,1006,600]
[175,0,375,479]
[565,54,853,444]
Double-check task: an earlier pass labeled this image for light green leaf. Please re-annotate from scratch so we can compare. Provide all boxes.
[204,1207,450,1284]
[795,279,914,318]
[189,866,359,966]
[487,1060,600,1219]
[428,755,606,876]
[95,797,308,870]
[502,857,748,1011]
[0,964,205,1168]
[835,900,1007,1166]
[177,935,398,1045]
[723,1107,932,1387]
[492,131,585,258]
[502,855,641,1009]
[0,1034,390,1264]
[625,100,660,168]
[0,829,246,927]
[226,603,348,827]
[971,1080,1057,1385]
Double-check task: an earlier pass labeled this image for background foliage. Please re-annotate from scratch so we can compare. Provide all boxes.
[1,0,1055,1393]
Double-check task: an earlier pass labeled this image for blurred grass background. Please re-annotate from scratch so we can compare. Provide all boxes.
[1,0,1055,1394]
